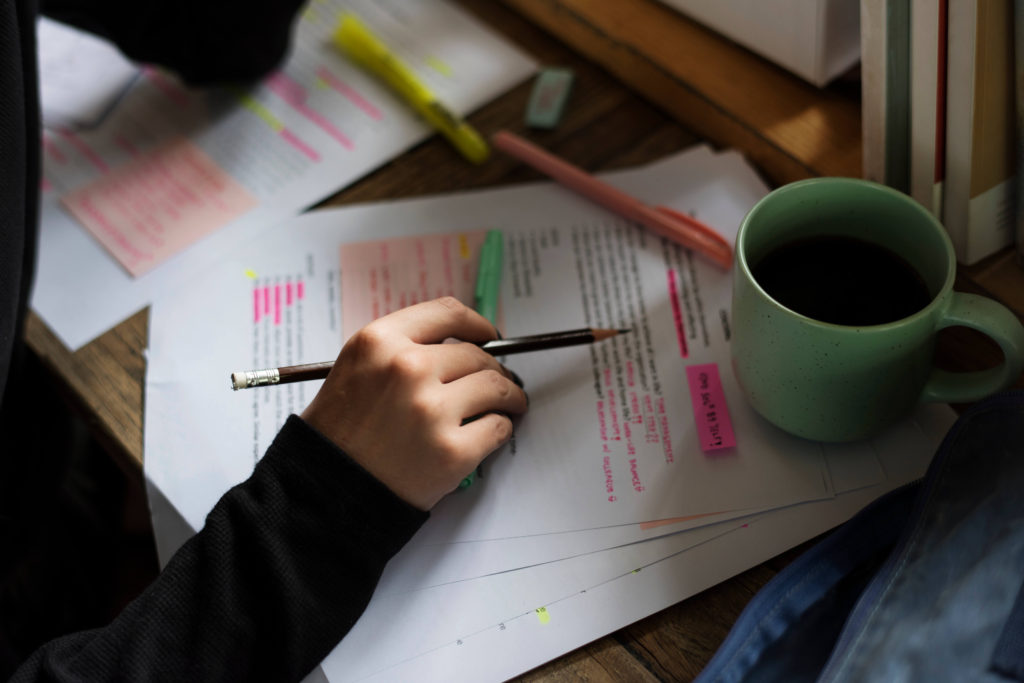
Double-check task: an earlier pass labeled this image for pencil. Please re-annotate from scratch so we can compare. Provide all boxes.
[230,327,631,390]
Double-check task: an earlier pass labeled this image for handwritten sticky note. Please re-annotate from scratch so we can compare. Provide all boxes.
[685,363,736,452]
[61,137,257,277]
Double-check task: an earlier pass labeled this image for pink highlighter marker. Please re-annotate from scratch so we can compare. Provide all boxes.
[492,130,732,270]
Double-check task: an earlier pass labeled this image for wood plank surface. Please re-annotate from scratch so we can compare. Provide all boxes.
[20,0,1024,679]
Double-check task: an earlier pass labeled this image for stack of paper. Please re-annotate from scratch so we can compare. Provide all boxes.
[144,145,956,682]
[31,0,536,350]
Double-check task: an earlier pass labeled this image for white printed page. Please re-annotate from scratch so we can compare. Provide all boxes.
[37,17,140,129]
[323,405,953,683]
[145,148,840,547]
[144,147,906,681]
[32,0,536,349]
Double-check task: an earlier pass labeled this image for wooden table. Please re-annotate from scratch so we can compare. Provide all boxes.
[25,0,1024,680]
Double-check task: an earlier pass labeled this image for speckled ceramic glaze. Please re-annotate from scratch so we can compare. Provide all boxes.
[732,178,1024,442]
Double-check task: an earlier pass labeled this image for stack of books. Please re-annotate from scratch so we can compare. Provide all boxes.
[861,0,1018,266]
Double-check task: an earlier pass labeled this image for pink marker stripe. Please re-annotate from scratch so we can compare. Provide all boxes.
[316,66,383,120]
[57,129,109,173]
[267,73,354,150]
[114,134,139,158]
[279,128,320,161]
[254,288,262,323]
[41,134,67,164]
[286,282,293,306]
[274,284,282,325]
[297,281,305,299]
[667,269,688,358]
[685,363,736,452]
[263,286,271,315]
[143,66,190,108]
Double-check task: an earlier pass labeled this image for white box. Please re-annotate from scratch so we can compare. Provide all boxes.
[659,0,861,87]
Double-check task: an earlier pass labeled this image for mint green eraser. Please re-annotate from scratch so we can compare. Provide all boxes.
[526,68,574,129]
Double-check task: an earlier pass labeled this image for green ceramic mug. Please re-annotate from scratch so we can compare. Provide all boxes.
[731,177,1024,442]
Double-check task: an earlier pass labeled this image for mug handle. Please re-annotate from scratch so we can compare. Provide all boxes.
[921,293,1024,403]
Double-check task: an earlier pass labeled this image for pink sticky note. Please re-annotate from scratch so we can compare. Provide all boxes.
[685,363,736,452]
[61,137,258,277]
[338,230,497,334]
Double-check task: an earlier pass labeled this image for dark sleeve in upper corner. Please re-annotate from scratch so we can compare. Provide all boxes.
[10,414,429,683]
[38,0,307,85]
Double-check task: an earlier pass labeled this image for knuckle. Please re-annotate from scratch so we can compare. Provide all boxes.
[408,390,442,419]
[483,369,511,397]
[434,296,465,315]
[491,415,514,443]
[344,325,387,359]
[390,348,429,378]
[432,430,465,464]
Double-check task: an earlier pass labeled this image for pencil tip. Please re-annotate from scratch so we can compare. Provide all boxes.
[617,328,632,334]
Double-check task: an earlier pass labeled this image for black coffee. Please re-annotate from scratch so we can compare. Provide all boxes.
[751,235,932,326]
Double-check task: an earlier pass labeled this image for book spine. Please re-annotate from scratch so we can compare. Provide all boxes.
[910,0,943,214]
[861,0,889,184]
[1016,0,1024,266]
[883,0,911,194]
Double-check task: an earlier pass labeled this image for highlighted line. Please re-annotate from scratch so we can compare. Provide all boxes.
[274,284,282,325]
[57,129,109,173]
[143,66,190,108]
[316,66,383,120]
[41,133,67,164]
[266,72,354,150]
[667,269,688,358]
[114,134,138,158]
[237,93,320,161]
[425,56,453,77]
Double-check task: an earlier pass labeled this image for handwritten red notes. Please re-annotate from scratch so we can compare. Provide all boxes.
[685,363,736,452]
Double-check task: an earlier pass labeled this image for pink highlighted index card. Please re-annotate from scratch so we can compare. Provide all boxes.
[61,137,258,277]
[339,230,493,334]
[685,363,737,452]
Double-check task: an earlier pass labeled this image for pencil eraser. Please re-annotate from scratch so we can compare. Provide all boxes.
[525,68,574,129]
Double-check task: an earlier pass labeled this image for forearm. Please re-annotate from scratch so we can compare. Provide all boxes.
[11,415,427,682]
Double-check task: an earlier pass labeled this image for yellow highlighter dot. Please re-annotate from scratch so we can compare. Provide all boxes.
[244,269,258,280]
[535,607,550,624]
[458,234,471,260]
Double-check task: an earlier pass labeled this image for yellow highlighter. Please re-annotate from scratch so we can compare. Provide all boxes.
[333,13,490,164]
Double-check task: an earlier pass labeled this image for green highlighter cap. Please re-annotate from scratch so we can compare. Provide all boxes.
[525,68,574,129]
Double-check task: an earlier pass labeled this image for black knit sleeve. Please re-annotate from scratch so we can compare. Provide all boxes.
[10,415,429,682]
[39,0,306,85]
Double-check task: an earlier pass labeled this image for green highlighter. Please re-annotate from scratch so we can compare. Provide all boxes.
[459,229,504,489]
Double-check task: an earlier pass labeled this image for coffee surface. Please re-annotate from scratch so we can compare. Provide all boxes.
[751,235,932,326]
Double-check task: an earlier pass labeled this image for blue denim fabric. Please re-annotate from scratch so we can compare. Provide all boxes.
[697,391,1024,683]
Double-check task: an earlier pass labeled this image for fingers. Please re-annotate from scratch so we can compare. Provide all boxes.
[427,342,511,384]
[447,369,528,421]
[377,297,498,345]
[456,413,516,460]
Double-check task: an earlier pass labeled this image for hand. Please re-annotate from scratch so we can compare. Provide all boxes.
[301,297,529,511]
